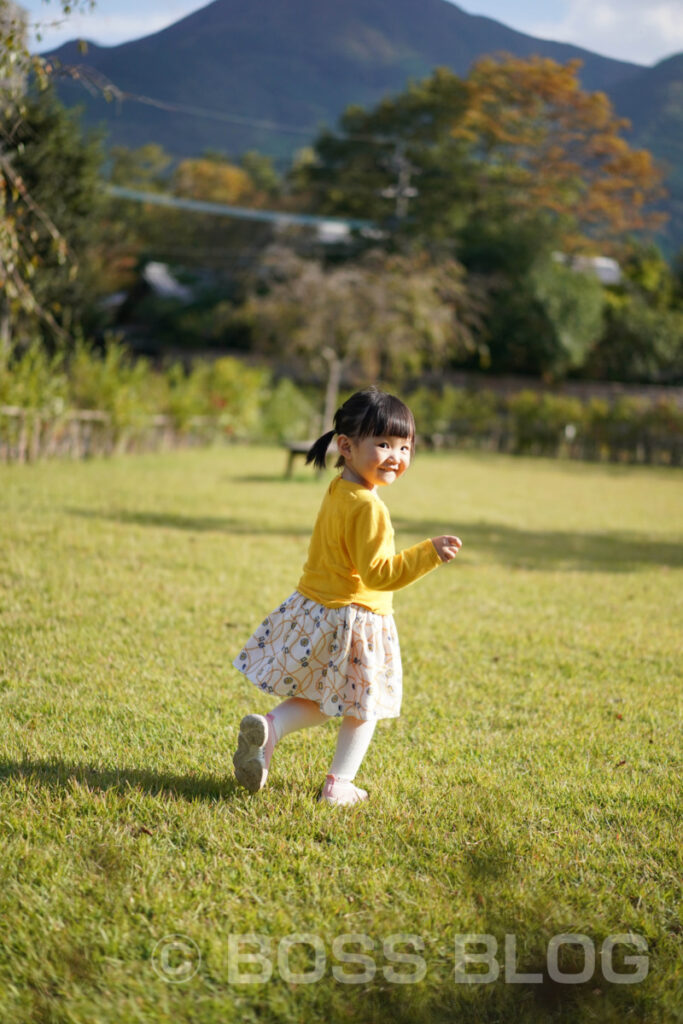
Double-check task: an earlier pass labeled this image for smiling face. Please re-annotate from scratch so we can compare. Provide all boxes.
[337,434,412,490]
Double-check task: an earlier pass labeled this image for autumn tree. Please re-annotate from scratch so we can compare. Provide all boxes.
[300,58,672,377]
[172,155,254,206]
[245,244,486,423]
[105,145,275,291]
[455,55,667,255]
[301,59,666,257]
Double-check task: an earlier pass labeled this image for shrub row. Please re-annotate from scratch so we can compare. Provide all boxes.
[0,340,318,450]
[407,386,683,463]
[1,342,681,464]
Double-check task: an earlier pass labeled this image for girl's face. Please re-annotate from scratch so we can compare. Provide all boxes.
[337,434,412,490]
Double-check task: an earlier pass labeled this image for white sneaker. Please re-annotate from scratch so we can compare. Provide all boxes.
[233,714,271,793]
[318,774,368,807]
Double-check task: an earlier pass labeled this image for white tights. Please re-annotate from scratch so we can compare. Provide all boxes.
[268,697,376,782]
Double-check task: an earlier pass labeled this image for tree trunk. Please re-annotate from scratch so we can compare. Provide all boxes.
[321,347,344,431]
[0,297,10,357]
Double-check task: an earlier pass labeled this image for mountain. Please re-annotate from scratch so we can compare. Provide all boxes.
[611,54,683,253]
[47,0,643,163]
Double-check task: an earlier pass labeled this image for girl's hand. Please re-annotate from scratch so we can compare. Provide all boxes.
[432,535,462,562]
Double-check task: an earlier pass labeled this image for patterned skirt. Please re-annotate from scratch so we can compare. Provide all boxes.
[233,591,402,721]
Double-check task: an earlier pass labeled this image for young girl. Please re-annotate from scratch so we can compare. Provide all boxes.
[232,386,461,806]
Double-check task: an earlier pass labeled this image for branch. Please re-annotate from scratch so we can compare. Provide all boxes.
[0,154,70,253]
[9,267,69,341]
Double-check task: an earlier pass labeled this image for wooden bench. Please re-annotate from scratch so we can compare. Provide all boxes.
[284,440,333,478]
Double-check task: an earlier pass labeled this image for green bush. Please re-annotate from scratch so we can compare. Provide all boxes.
[256,377,317,442]
[407,386,501,442]
[405,386,442,436]
[507,390,542,453]
[644,397,683,437]
[2,339,680,465]
[584,397,611,456]
[435,386,472,433]
[604,396,650,457]
[0,342,68,414]
[197,357,268,439]
[68,337,157,437]
[161,362,207,432]
[459,389,500,438]
[507,391,587,454]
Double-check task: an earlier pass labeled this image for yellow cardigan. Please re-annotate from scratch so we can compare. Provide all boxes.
[297,476,442,615]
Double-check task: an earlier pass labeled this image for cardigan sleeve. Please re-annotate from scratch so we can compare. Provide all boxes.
[345,495,442,592]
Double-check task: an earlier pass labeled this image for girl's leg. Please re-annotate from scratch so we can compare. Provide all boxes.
[269,697,329,741]
[321,717,377,807]
[233,698,328,793]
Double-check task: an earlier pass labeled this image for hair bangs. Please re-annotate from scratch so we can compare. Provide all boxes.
[357,393,415,447]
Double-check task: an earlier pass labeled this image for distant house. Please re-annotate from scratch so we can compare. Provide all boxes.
[100,261,194,322]
[314,221,352,245]
[142,262,193,301]
[553,252,622,285]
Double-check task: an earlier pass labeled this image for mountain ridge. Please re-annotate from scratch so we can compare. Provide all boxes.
[47,0,646,159]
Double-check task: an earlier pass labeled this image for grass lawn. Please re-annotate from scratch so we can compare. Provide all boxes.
[0,445,681,1023]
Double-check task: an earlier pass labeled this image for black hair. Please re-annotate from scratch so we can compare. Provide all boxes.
[306,386,416,470]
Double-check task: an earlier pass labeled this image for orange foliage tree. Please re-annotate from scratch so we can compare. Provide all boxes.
[454,55,666,254]
[172,157,254,205]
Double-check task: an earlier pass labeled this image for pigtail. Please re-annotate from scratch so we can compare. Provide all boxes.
[306,429,336,470]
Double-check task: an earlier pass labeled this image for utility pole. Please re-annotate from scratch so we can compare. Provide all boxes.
[380,143,419,221]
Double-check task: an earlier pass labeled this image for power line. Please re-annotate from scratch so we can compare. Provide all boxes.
[54,63,416,225]
[53,63,394,145]
[106,185,374,230]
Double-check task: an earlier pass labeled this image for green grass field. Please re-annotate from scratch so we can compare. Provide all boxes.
[1,446,681,1023]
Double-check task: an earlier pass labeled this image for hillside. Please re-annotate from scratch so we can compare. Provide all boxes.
[612,54,683,253]
[47,0,643,163]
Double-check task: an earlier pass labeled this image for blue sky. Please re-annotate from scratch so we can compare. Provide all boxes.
[22,0,683,66]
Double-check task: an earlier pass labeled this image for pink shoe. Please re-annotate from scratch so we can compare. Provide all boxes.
[319,774,368,807]
[233,713,276,793]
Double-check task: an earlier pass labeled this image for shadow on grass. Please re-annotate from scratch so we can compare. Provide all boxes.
[230,473,323,485]
[393,517,681,572]
[309,964,631,1024]
[67,508,311,536]
[68,507,681,571]
[0,755,239,802]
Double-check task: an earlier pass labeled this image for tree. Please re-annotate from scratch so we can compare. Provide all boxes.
[104,144,275,297]
[454,56,667,255]
[584,295,683,383]
[172,156,254,206]
[109,143,172,192]
[297,68,475,246]
[527,259,605,377]
[239,151,281,197]
[300,58,673,379]
[103,146,279,345]
[582,242,683,382]
[453,208,606,378]
[245,244,487,424]
[1,0,97,348]
[300,59,667,257]
[1,85,105,345]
